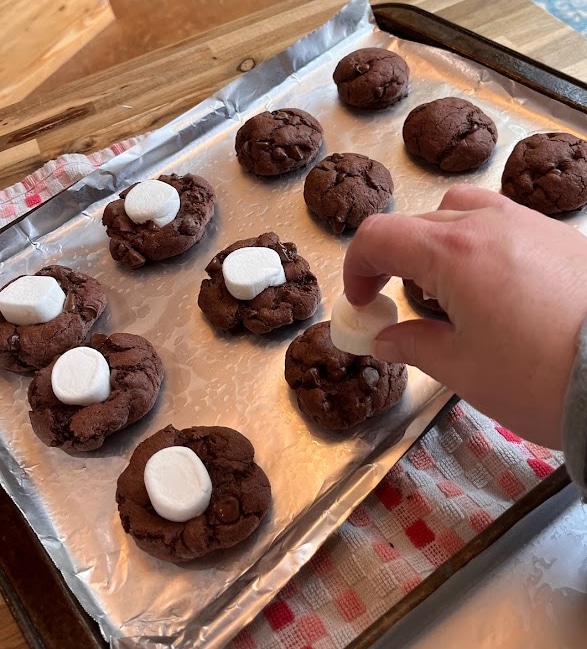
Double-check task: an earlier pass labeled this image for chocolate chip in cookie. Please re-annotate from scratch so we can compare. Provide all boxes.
[116,424,271,562]
[333,47,409,110]
[235,108,323,176]
[0,265,107,374]
[284,321,407,430]
[402,97,497,172]
[102,173,215,269]
[198,231,321,334]
[28,332,164,451]
[303,153,393,234]
[501,132,587,216]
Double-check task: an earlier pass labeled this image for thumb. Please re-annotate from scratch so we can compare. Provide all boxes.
[373,319,457,381]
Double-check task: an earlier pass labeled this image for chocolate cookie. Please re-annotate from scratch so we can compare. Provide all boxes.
[284,321,407,430]
[403,279,447,318]
[102,173,215,269]
[198,231,321,334]
[235,108,323,176]
[28,333,164,451]
[501,132,587,216]
[0,265,106,374]
[303,153,394,234]
[116,424,271,562]
[402,97,498,172]
[333,47,409,110]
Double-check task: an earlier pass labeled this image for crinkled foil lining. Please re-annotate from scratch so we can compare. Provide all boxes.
[0,0,586,647]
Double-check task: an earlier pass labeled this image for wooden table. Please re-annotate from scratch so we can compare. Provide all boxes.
[0,0,586,646]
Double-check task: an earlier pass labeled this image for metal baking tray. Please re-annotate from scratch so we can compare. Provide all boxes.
[0,2,584,648]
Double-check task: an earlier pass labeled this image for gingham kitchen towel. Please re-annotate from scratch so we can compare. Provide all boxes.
[229,401,562,649]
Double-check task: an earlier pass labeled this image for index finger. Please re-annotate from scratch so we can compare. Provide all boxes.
[343,212,441,306]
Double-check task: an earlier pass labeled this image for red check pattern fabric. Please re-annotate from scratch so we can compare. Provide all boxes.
[0,139,142,225]
[1,149,564,649]
[230,401,562,649]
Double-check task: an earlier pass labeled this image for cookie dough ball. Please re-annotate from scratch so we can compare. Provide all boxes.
[303,153,394,234]
[403,279,448,318]
[102,173,215,269]
[28,333,164,451]
[0,265,106,374]
[198,231,321,334]
[235,108,323,176]
[501,132,587,216]
[402,97,498,172]
[333,47,409,110]
[116,424,271,562]
[285,321,407,430]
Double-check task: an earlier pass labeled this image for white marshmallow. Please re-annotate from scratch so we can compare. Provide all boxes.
[330,293,398,356]
[124,179,180,227]
[222,246,287,300]
[0,275,66,326]
[51,347,111,406]
[144,446,212,522]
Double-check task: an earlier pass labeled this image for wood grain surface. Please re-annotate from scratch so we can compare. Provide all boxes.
[0,1,585,648]
[0,0,115,108]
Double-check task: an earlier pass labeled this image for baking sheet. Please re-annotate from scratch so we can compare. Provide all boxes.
[0,0,586,647]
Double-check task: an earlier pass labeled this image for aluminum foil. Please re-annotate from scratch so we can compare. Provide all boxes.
[0,0,586,647]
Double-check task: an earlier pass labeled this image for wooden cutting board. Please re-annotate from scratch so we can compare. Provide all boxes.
[0,0,115,109]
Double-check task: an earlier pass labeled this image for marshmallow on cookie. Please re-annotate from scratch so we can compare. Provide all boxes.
[222,247,286,300]
[0,275,66,326]
[51,347,111,406]
[330,293,398,356]
[124,179,181,228]
[144,446,213,522]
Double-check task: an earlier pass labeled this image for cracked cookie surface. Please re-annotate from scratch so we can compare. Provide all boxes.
[303,152,393,233]
[0,265,107,374]
[333,47,409,110]
[198,231,321,334]
[235,108,323,176]
[116,424,271,562]
[28,332,164,451]
[501,132,587,216]
[285,321,407,430]
[102,173,215,269]
[402,97,497,172]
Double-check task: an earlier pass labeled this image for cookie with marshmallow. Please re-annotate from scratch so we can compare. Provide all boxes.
[28,332,164,451]
[198,231,321,334]
[0,265,107,374]
[285,320,407,430]
[116,424,271,562]
[102,173,215,269]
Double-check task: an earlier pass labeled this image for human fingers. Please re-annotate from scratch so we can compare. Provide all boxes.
[343,213,443,306]
[437,183,513,212]
[372,318,459,385]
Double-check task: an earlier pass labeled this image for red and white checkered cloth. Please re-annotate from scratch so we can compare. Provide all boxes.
[0,148,564,649]
[230,401,561,649]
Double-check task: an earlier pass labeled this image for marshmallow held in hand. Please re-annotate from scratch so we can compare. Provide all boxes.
[330,293,398,356]
[144,446,213,522]
[222,247,287,300]
[0,275,66,326]
[124,179,181,227]
[51,347,111,406]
